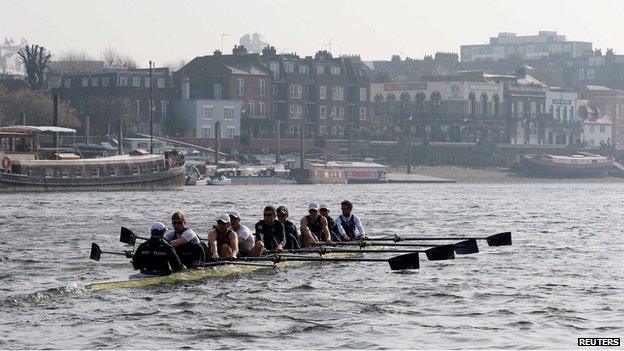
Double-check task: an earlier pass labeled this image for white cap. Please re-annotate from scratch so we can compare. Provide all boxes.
[151,222,166,231]
[308,202,319,211]
[319,204,329,210]
[216,213,230,223]
[229,211,241,220]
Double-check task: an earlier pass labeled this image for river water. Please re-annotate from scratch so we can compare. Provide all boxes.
[0,183,622,349]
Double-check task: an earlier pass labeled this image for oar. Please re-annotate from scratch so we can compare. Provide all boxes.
[367,232,512,247]
[242,252,421,270]
[331,240,476,255]
[89,243,133,261]
[296,244,455,261]
[120,227,149,246]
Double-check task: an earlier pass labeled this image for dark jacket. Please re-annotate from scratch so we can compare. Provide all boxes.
[255,220,286,251]
[132,236,184,273]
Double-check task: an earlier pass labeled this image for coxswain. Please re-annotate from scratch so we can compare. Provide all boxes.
[319,204,345,241]
[335,200,366,241]
[207,213,239,261]
[132,222,185,274]
[253,205,286,253]
[229,211,263,257]
[300,202,332,247]
[164,211,205,267]
[276,205,301,250]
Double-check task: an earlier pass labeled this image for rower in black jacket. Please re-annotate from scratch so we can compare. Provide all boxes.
[132,222,185,274]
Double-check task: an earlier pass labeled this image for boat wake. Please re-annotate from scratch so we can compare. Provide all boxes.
[0,283,86,308]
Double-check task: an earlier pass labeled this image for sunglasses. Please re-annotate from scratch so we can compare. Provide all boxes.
[277,213,287,217]
[309,209,318,213]
[263,213,275,216]
[172,221,183,225]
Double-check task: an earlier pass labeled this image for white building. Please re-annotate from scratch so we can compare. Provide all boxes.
[0,38,27,76]
[460,31,592,62]
[582,117,612,147]
[545,87,581,145]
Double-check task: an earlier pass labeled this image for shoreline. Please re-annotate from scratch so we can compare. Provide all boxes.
[390,165,624,184]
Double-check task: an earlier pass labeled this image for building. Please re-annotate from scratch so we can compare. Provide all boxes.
[239,33,269,54]
[173,46,274,140]
[370,71,504,142]
[461,31,592,62]
[545,87,581,145]
[173,84,242,140]
[0,38,26,76]
[59,67,172,136]
[580,85,624,144]
[582,117,612,147]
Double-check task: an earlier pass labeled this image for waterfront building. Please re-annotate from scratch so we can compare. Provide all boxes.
[0,38,26,76]
[582,117,613,147]
[580,85,624,144]
[460,31,592,62]
[545,87,581,145]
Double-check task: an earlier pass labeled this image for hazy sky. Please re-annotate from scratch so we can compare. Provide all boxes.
[2,0,623,67]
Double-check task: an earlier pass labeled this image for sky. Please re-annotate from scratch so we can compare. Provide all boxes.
[2,0,624,68]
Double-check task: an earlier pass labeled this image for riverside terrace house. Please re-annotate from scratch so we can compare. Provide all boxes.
[369,71,505,142]
[260,48,371,141]
[460,31,592,62]
[58,68,172,136]
[580,85,624,145]
[544,87,582,145]
[172,46,273,142]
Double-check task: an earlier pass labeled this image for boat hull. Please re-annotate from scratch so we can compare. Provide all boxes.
[0,165,186,192]
[520,158,611,178]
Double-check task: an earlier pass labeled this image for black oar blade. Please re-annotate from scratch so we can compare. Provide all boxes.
[90,242,102,261]
[425,244,455,260]
[120,227,136,246]
[454,239,479,255]
[486,232,512,246]
[388,252,420,270]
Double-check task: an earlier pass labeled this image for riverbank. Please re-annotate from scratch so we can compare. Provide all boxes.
[391,165,624,183]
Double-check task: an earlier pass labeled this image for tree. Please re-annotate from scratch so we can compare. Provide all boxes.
[100,47,138,69]
[18,45,52,90]
[0,89,81,128]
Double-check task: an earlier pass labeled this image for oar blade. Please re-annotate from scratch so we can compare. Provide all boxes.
[425,244,455,260]
[388,252,420,270]
[486,232,512,246]
[90,242,102,261]
[454,239,479,255]
[120,227,137,246]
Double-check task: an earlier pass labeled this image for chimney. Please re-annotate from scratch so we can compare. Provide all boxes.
[181,78,190,100]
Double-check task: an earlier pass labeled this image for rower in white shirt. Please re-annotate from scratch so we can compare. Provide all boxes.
[334,200,365,241]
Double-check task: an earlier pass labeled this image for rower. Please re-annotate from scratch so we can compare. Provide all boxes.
[300,202,332,247]
[276,205,301,250]
[207,213,239,261]
[253,205,286,253]
[132,222,185,274]
[164,211,205,268]
[229,211,262,257]
[335,200,365,241]
[319,204,345,241]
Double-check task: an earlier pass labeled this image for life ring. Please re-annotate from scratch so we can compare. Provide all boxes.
[2,156,11,169]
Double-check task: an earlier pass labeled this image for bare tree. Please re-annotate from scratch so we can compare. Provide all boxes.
[160,58,188,71]
[55,49,96,61]
[100,47,138,69]
[18,45,52,90]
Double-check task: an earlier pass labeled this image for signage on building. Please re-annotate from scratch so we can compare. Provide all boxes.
[384,83,427,91]
[552,99,572,105]
[468,83,500,92]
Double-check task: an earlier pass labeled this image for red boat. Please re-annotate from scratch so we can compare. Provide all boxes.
[513,154,612,178]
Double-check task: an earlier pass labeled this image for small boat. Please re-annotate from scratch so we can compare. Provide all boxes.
[206,173,232,185]
[511,153,612,178]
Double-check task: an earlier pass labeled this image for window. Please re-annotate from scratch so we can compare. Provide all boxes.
[273,84,278,95]
[132,77,140,87]
[45,169,53,178]
[298,66,308,75]
[157,78,165,88]
[332,87,344,100]
[359,107,367,120]
[119,77,128,86]
[587,69,595,80]
[92,168,100,177]
[102,77,109,87]
[317,66,325,75]
[320,86,326,100]
[259,102,265,116]
[590,125,595,132]
[360,88,367,102]
[203,105,214,119]
[289,105,302,118]
[153,164,160,173]
[82,78,89,87]
[110,167,118,177]
[320,105,326,119]
[226,126,235,139]
[285,64,294,73]
[91,78,99,87]
[161,100,167,119]
[132,166,139,176]
[224,107,235,120]
[600,125,606,133]
[319,125,327,135]
[238,78,245,96]
[145,77,151,87]
[259,79,266,96]
[75,168,82,177]
[289,84,302,99]
[202,126,212,139]
[578,68,585,80]
[330,66,340,75]
[64,79,71,88]
[61,169,70,178]
[332,106,344,120]
[248,101,255,116]
[332,126,337,135]
[339,126,344,135]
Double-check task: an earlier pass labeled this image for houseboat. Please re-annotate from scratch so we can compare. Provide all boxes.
[290,163,347,184]
[0,126,186,191]
[324,160,389,184]
[512,154,612,178]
